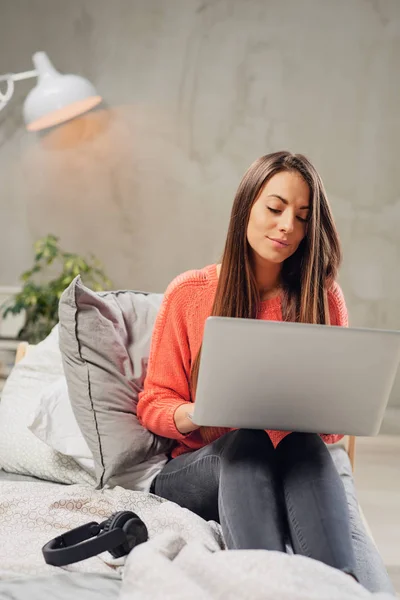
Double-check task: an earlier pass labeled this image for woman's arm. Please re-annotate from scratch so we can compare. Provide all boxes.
[320,282,349,444]
[328,281,348,327]
[137,279,199,440]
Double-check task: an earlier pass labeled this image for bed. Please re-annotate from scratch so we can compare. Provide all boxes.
[0,279,395,598]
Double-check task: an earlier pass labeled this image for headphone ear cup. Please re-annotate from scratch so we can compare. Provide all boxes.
[103,511,148,559]
[102,511,133,533]
[122,515,148,553]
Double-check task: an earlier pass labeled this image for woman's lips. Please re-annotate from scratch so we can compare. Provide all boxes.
[267,237,290,248]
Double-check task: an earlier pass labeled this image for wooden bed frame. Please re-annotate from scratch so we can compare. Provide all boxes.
[14,341,357,470]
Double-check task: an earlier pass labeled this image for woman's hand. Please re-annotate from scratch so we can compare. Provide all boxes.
[174,404,200,435]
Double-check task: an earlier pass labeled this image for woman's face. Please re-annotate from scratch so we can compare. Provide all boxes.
[247,170,310,265]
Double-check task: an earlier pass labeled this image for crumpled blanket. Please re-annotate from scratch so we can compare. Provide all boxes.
[120,532,394,600]
[0,481,223,578]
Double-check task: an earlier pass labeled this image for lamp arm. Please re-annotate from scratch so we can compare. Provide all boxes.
[0,70,38,113]
[0,70,38,83]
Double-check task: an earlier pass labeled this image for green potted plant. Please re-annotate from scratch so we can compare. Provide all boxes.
[1,235,112,344]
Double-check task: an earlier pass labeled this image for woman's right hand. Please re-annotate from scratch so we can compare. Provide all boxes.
[174,404,200,435]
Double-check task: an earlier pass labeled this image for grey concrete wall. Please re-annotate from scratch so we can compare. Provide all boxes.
[1,0,399,406]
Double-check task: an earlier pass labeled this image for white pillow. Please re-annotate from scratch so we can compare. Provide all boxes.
[28,374,168,492]
[0,326,95,485]
[28,377,95,474]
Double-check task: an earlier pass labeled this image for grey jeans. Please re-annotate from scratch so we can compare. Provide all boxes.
[152,429,357,578]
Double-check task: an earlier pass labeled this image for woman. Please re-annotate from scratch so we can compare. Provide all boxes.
[137,151,357,580]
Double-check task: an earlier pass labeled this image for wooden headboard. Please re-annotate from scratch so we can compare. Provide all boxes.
[15,342,29,365]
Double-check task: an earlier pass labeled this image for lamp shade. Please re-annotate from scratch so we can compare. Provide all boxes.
[23,52,102,131]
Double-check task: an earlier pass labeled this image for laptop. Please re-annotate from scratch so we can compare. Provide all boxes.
[192,317,400,436]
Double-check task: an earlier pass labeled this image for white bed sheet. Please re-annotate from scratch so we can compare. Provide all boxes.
[0,480,223,579]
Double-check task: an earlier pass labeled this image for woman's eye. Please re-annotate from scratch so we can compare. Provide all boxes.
[267,206,308,223]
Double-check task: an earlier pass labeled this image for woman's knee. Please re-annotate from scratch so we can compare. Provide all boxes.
[276,432,335,477]
[220,429,274,462]
[277,432,324,455]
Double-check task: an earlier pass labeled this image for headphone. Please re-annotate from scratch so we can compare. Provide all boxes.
[42,511,148,566]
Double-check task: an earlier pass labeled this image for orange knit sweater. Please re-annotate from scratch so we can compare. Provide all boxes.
[137,264,348,458]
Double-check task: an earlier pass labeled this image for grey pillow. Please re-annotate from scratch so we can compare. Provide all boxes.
[58,276,173,489]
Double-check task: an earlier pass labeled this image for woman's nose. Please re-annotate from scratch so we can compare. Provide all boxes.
[279,215,294,233]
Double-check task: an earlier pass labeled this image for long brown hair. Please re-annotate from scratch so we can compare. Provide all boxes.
[190,151,342,396]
